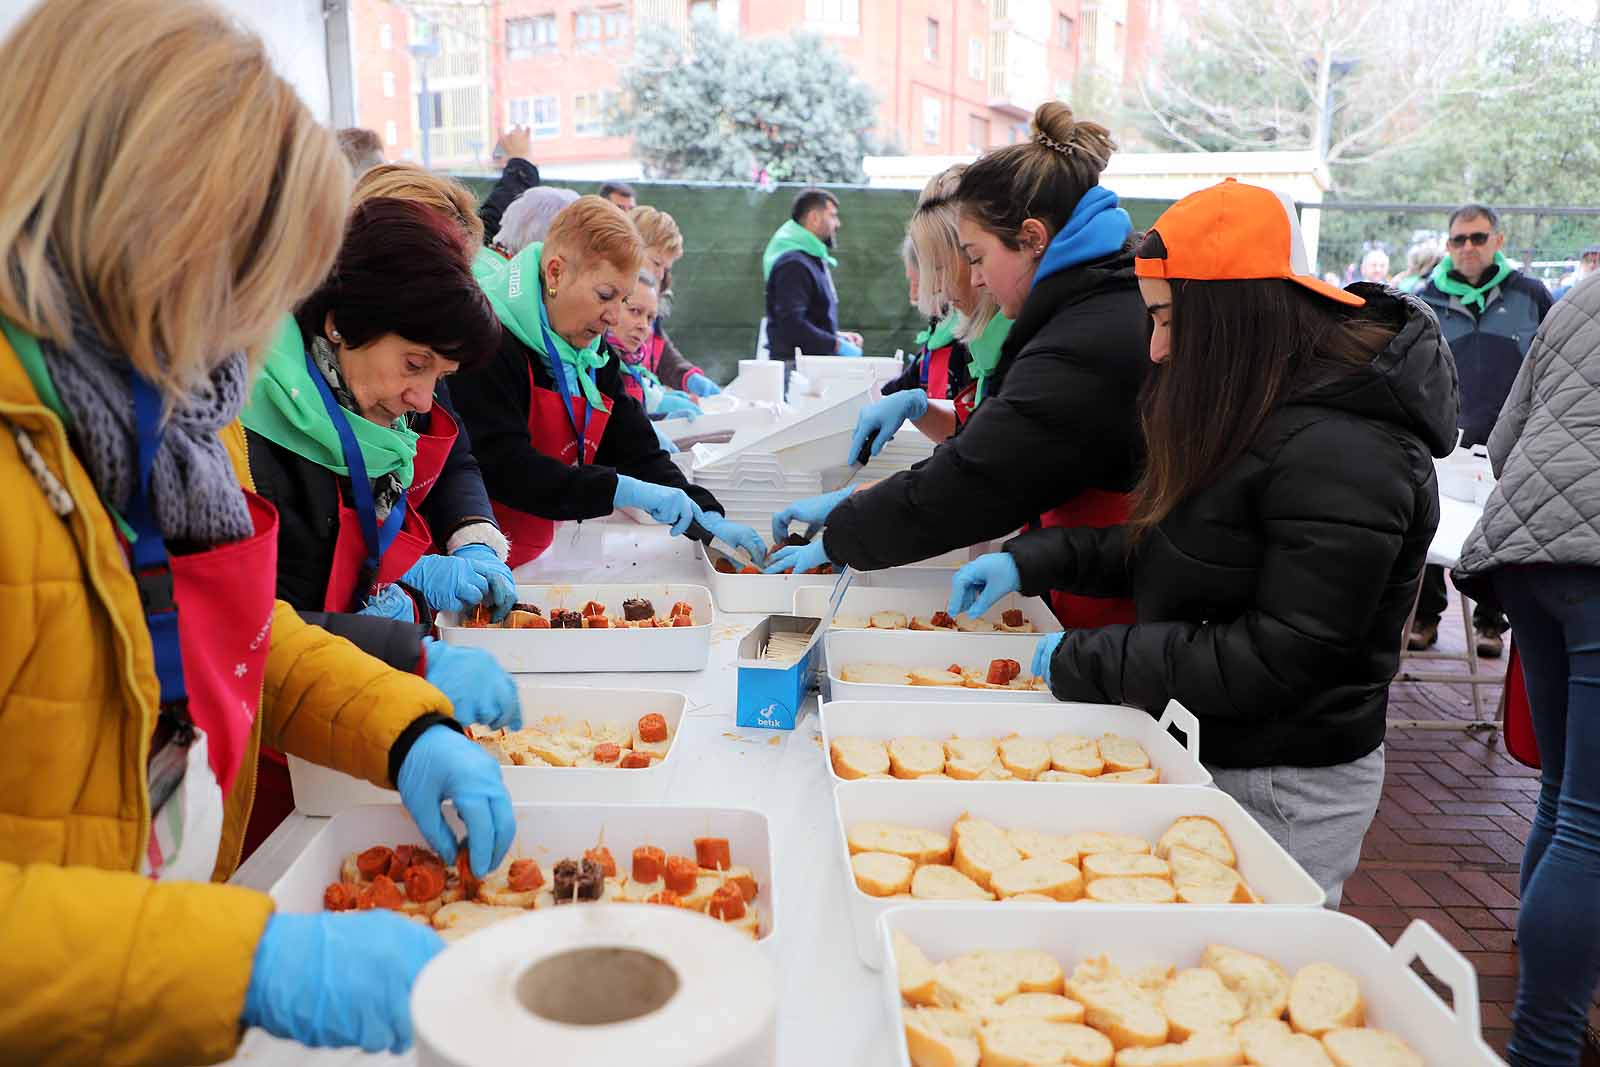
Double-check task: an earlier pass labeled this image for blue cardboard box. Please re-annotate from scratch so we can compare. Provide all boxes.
[736,616,821,730]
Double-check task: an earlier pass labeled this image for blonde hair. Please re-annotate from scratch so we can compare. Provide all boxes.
[908,164,1000,342]
[545,196,645,279]
[0,0,347,398]
[352,163,484,248]
[955,101,1116,246]
[628,205,684,260]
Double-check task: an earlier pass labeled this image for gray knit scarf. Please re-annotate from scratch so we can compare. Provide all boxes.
[45,317,253,547]
[309,335,406,520]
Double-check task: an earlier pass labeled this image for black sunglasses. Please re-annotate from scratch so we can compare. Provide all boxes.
[1447,231,1493,249]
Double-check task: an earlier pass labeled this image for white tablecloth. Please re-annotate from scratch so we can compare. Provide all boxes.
[223,517,896,1067]
[1429,496,1485,570]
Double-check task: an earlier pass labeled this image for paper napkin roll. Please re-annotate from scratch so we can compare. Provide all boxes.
[412,904,778,1067]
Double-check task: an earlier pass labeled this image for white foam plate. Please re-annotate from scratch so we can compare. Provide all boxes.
[795,586,1060,635]
[269,802,777,944]
[833,779,1324,968]
[824,629,1055,703]
[819,698,1208,786]
[287,686,688,816]
[697,541,841,614]
[437,583,713,672]
[880,906,1507,1066]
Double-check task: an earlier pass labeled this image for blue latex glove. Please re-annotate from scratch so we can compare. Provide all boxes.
[650,419,681,454]
[422,637,521,730]
[242,912,442,1053]
[764,537,832,574]
[613,475,699,536]
[770,486,854,545]
[451,544,516,622]
[654,391,701,420]
[683,372,721,397]
[699,512,768,563]
[397,724,516,878]
[948,551,1023,621]
[848,388,928,463]
[399,553,490,616]
[1031,631,1065,690]
[358,582,416,621]
[835,336,863,357]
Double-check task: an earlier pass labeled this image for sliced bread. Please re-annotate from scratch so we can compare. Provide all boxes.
[830,735,890,779]
[991,858,1086,902]
[891,930,938,1006]
[1287,963,1364,1036]
[1081,852,1172,884]
[848,822,952,865]
[850,851,915,897]
[890,736,947,778]
[978,1019,1114,1067]
[1161,969,1246,1042]
[998,736,1052,780]
[903,1007,980,1067]
[1200,944,1290,1020]
[1320,1028,1423,1067]
[911,864,996,901]
[1111,1029,1246,1067]
[1156,816,1236,867]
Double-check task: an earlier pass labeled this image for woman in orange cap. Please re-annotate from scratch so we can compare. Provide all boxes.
[952,178,1461,905]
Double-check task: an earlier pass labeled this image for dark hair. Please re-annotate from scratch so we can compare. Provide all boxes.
[955,102,1114,249]
[1448,203,1500,232]
[791,187,839,223]
[295,198,500,369]
[1128,254,1399,542]
[599,180,636,200]
[335,127,384,173]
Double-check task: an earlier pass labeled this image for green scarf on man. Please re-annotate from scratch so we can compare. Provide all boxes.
[761,219,838,280]
[966,313,1013,405]
[479,242,610,409]
[240,316,417,484]
[1431,252,1514,313]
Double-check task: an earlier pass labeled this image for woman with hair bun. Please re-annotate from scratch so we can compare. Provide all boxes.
[768,103,1148,628]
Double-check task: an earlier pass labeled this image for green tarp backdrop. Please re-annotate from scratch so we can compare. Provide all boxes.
[459,177,1170,382]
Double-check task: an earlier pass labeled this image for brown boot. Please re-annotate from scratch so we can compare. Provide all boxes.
[1407,621,1439,651]
[1476,629,1504,658]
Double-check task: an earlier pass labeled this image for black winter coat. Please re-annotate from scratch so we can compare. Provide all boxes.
[447,328,723,523]
[1008,285,1459,769]
[478,158,541,244]
[765,250,838,360]
[822,251,1149,571]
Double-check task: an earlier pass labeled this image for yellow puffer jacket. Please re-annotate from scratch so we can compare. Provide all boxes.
[0,333,455,1066]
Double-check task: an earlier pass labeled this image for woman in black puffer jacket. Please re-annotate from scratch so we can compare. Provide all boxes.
[951,180,1460,905]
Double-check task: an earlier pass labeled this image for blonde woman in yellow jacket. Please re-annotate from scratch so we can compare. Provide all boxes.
[0,2,514,1063]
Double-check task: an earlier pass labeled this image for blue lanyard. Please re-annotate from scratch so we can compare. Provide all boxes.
[303,351,407,601]
[125,370,188,709]
[536,299,595,465]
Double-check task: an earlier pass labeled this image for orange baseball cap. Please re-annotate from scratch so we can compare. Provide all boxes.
[1134,178,1364,307]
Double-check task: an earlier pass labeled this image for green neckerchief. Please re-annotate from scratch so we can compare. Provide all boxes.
[1,316,138,540]
[966,313,1013,406]
[915,312,960,353]
[480,242,609,409]
[472,244,510,287]
[239,316,418,485]
[1431,252,1513,313]
[761,218,838,279]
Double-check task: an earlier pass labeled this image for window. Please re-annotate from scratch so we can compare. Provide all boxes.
[507,15,556,57]
[574,91,615,136]
[689,0,717,19]
[804,0,860,33]
[967,114,989,153]
[967,36,984,80]
[925,18,939,60]
[379,23,393,49]
[1056,13,1074,48]
[419,90,444,129]
[1081,3,1099,64]
[384,120,398,146]
[922,97,942,145]
[381,71,395,98]
[603,8,627,43]
[575,11,602,49]
[511,96,561,138]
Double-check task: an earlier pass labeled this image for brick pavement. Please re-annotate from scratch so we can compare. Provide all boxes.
[1355,588,1600,1062]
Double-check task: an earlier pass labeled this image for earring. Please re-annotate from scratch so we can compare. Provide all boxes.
[329,328,343,343]
[548,288,558,298]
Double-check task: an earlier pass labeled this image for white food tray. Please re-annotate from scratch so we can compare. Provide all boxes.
[697,541,841,614]
[824,629,1055,703]
[795,586,1060,635]
[880,906,1508,1067]
[796,354,906,388]
[287,686,688,815]
[437,583,713,672]
[819,698,1208,787]
[269,802,778,944]
[833,780,1324,968]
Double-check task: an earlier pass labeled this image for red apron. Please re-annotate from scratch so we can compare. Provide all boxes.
[953,379,980,426]
[1036,491,1139,630]
[321,405,458,614]
[923,343,954,401]
[493,360,611,569]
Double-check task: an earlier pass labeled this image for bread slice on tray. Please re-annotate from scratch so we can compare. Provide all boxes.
[998,736,1051,780]
[1200,944,1290,1020]
[1099,733,1152,772]
[1102,768,1162,784]
[991,858,1085,902]
[933,950,1026,1007]
[1287,963,1364,1035]
[953,817,1024,890]
[1085,876,1179,904]
[839,662,912,685]
[1007,828,1079,864]
[1112,1029,1246,1066]
[891,929,938,1006]
[945,737,999,780]
[1067,957,1171,1049]
[910,665,968,686]
[903,1006,980,1067]
[1081,852,1171,884]
[830,735,890,779]
[979,992,1086,1025]
[1049,735,1105,776]
[1069,832,1152,857]
[850,851,915,897]
[1320,1027,1423,1067]
[848,822,952,865]
[911,864,995,901]
[1156,816,1236,867]
[978,1018,1114,1067]
[890,736,947,778]
[1161,969,1246,1042]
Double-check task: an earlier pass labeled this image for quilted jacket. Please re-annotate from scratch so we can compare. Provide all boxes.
[1455,277,1600,591]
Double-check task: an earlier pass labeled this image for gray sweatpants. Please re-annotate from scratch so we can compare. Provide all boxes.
[1206,745,1385,908]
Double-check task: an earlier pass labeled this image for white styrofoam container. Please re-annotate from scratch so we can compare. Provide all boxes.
[287,686,689,816]
[833,780,1324,968]
[269,802,778,943]
[796,354,905,388]
[437,583,713,672]
[664,405,776,445]
[824,629,1055,703]
[880,906,1507,1067]
[795,586,1061,635]
[697,541,841,614]
[819,698,1208,787]
[699,387,871,469]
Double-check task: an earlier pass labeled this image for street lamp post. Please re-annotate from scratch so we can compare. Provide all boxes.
[410,32,441,170]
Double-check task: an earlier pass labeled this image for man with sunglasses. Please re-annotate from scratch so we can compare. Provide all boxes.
[1414,203,1553,656]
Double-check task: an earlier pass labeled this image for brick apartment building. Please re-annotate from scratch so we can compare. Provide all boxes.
[346,0,1177,176]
